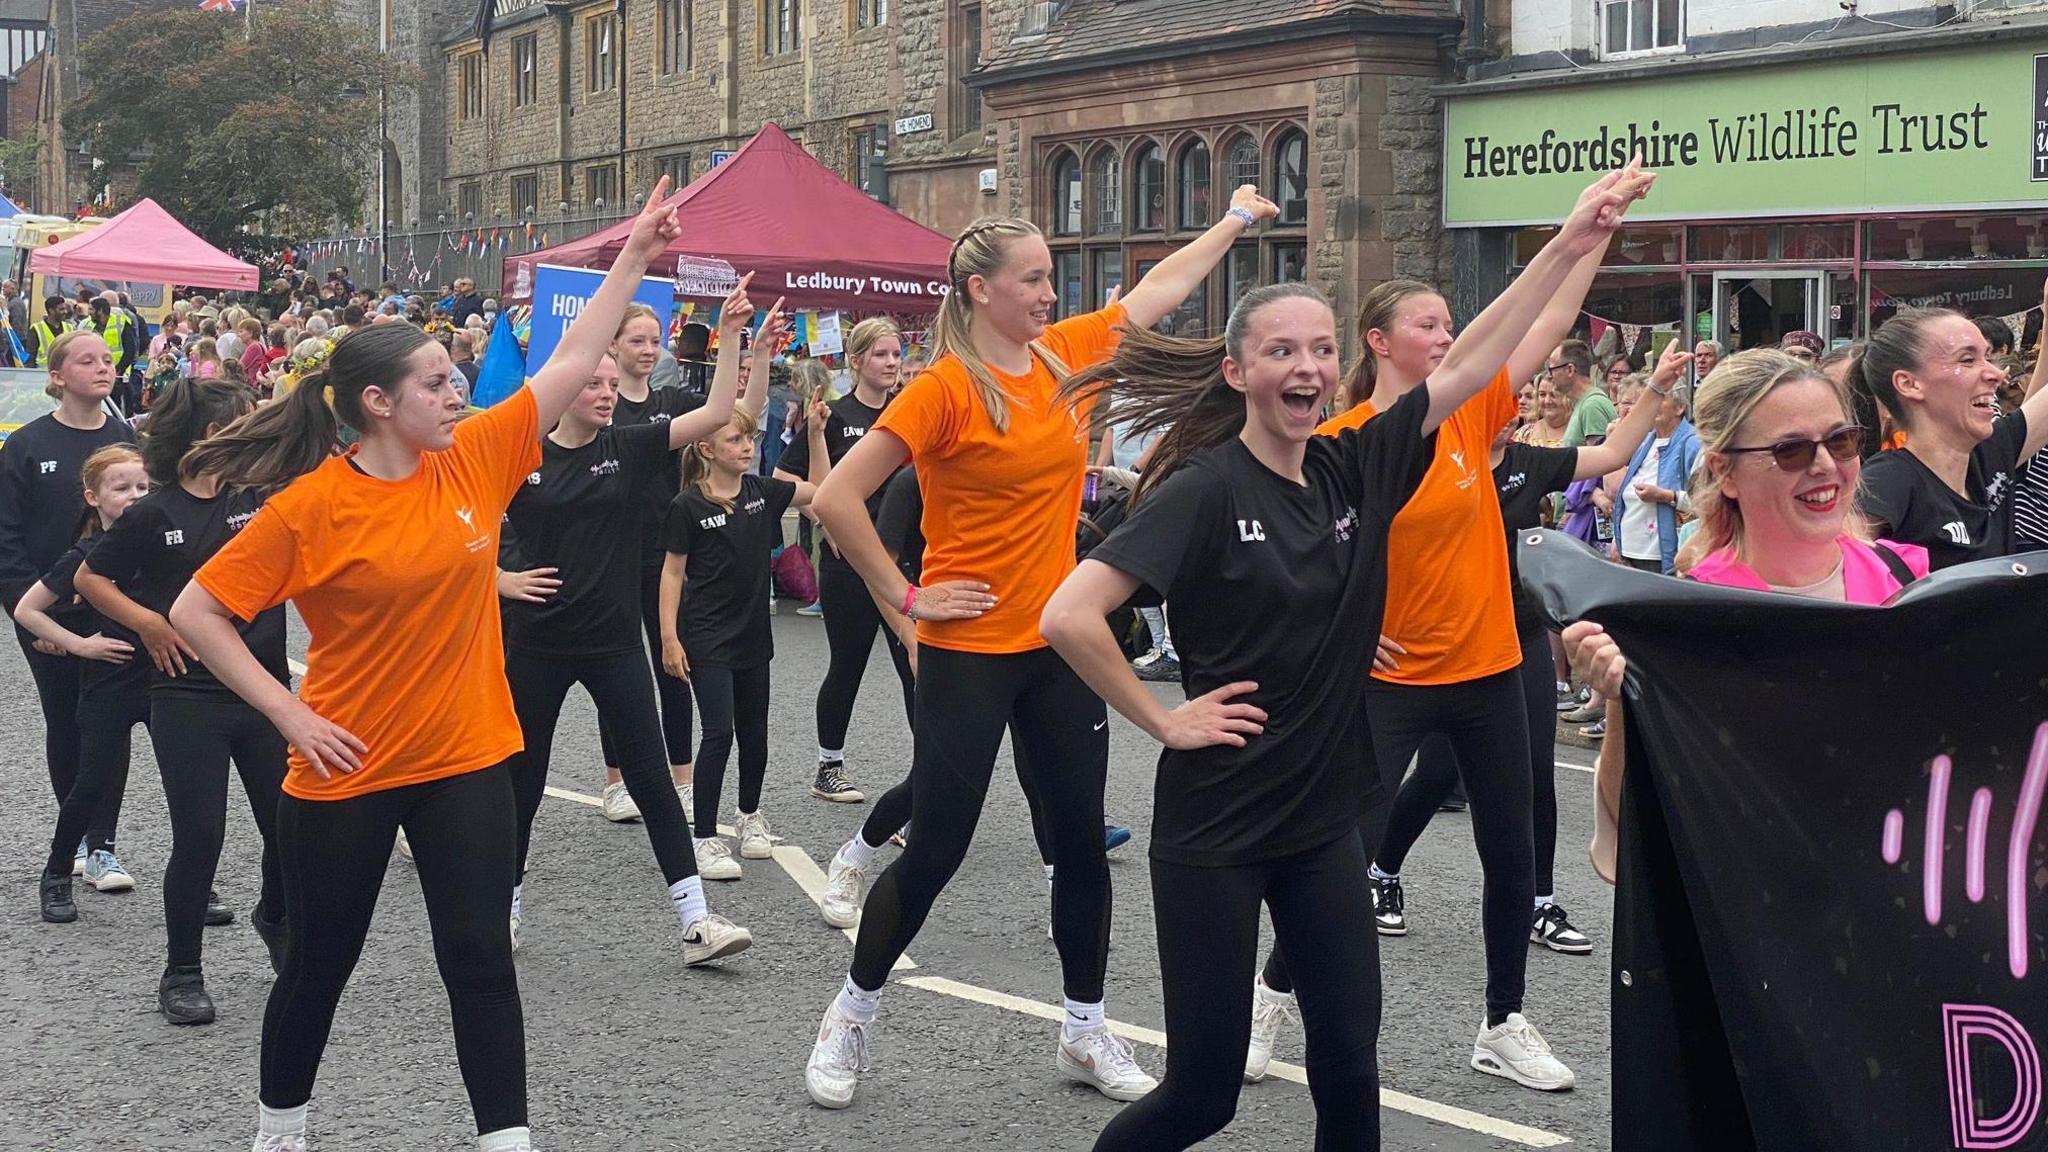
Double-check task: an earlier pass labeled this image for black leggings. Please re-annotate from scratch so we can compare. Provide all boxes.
[41,685,148,878]
[261,764,525,1135]
[850,645,1109,999]
[18,629,121,853]
[151,692,287,969]
[506,647,695,886]
[1266,668,1532,1023]
[691,661,770,838]
[597,559,694,769]
[815,562,915,751]
[1095,834,1383,1151]
[861,729,1055,866]
[1375,627,1559,896]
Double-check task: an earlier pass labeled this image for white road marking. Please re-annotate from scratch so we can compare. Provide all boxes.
[899,975,1573,1148]
[288,658,307,676]
[1556,757,1595,775]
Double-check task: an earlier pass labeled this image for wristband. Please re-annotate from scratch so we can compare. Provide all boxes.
[901,585,918,619]
[1226,206,1258,229]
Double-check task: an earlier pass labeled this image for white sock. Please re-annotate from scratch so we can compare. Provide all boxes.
[693,836,713,851]
[670,875,706,928]
[1062,998,1106,1039]
[739,807,759,820]
[257,1103,307,1137]
[842,834,878,869]
[835,974,882,1024]
[1368,863,1397,883]
[476,1127,532,1152]
[1042,863,1056,883]
[509,883,522,920]
[1555,680,1570,693]
[819,745,845,764]
[1534,893,1554,910]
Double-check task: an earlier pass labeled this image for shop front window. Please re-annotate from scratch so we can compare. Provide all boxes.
[1090,250,1123,312]
[1225,245,1258,310]
[1274,242,1307,284]
[1867,214,2044,262]
[1690,224,1772,264]
[1273,129,1308,225]
[1090,150,1122,235]
[1053,250,1083,320]
[1177,139,1212,230]
[1051,151,1082,237]
[1133,142,1165,232]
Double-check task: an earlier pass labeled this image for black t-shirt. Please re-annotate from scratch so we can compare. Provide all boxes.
[0,412,134,610]
[42,540,147,696]
[664,474,797,668]
[503,422,674,659]
[83,484,289,697]
[612,383,705,565]
[1088,384,1437,867]
[1494,443,1582,634]
[1859,412,2028,571]
[776,393,888,570]
[875,466,924,582]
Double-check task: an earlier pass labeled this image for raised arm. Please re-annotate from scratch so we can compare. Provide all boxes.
[1572,342,1688,480]
[1427,161,1655,433]
[528,177,683,428]
[666,278,763,448]
[1505,240,1612,387]
[740,299,789,427]
[1119,186,1281,331]
[788,393,830,509]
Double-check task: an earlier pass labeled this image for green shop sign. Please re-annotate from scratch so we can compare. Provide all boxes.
[1442,42,2048,227]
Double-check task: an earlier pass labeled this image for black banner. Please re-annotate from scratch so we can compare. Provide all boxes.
[1521,532,2048,1151]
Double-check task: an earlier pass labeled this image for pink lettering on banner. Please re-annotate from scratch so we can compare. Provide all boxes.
[1943,1003,2041,1149]
[1882,722,2048,981]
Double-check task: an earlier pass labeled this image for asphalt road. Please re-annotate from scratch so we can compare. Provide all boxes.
[1,611,1614,1150]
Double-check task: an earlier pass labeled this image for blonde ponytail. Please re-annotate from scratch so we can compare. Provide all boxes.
[939,217,1075,434]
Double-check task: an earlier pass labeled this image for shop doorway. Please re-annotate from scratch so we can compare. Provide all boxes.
[1707,271,1825,352]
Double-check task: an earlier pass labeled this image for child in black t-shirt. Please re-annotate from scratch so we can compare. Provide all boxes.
[661,377,827,883]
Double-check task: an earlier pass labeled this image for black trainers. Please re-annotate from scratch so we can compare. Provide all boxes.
[204,889,234,926]
[1133,654,1181,683]
[811,760,865,803]
[1531,902,1593,954]
[1438,784,1469,813]
[254,911,289,974]
[1370,873,1408,936]
[158,965,216,1025]
[40,875,77,923]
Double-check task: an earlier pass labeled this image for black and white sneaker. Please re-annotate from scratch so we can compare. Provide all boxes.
[1556,685,1590,713]
[811,760,865,804]
[1530,902,1593,954]
[1370,874,1407,936]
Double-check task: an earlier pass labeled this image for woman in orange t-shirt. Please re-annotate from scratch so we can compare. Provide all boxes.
[799,187,1281,1112]
[1250,187,1656,1099]
[166,182,688,1152]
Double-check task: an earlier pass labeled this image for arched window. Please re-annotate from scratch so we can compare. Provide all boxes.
[1272,128,1308,225]
[1050,150,1082,236]
[1223,133,1259,194]
[1177,138,1211,230]
[1089,148,1122,235]
[1132,141,1165,232]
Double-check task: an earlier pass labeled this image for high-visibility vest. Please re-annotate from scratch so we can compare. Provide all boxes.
[32,321,63,367]
[97,312,129,363]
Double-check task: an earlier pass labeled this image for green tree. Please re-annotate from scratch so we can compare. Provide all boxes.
[62,0,405,252]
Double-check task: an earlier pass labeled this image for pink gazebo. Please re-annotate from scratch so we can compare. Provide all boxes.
[31,199,259,291]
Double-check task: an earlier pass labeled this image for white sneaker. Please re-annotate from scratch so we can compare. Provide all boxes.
[806,1002,871,1109]
[508,913,522,953]
[737,810,773,860]
[84,849,136,893]
[1243,979,1298,1083]
[680,912,752,965]
[675,781,694,821]
[820,847,866,929]
[600,781,641,823]
[695,838,742,881]
[1057,1027,1157,1102]
[252,1134,306,1152]
[1472,1012,1575,1091]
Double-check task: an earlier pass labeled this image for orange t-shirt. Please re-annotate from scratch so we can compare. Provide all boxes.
[1316,369,1521,686]
[196,387,543,800]
[875,305,1122,654]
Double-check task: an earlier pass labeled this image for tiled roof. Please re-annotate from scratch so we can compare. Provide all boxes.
[979,0,1460,78]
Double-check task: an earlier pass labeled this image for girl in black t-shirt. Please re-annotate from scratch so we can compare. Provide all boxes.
[1852,299,2048,569]
[1039,166,1650,1151]
[21,443,149,921]
[496,283,762,966]
[662,380,827,883]
[73,376,284,1027]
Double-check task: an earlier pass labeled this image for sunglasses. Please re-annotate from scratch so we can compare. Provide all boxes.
[1723,424,1864,471]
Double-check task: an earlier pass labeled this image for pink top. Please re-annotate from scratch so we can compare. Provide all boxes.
[1686,536,1930,604]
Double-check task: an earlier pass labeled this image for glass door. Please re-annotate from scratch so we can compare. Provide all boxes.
[1710,271,1826,353]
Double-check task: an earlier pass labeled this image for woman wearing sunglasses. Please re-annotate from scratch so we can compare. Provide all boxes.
[1565,349,1931,878]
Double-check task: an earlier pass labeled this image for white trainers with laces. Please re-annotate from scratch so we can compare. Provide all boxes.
[1243,978,1298,1083]
[600,780,641,823]
[251,1134,306,1152]
[806,1002,871,1109]
[1057,1027,1158,1102]
[675,781,694,821]
[737,810,773,860]
[84,849,136,893]
[680,912,752,965]
[819,847,866,928]
[508,913,522,953]
[1471,1012,1575,1091]
[695,837,742,881]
